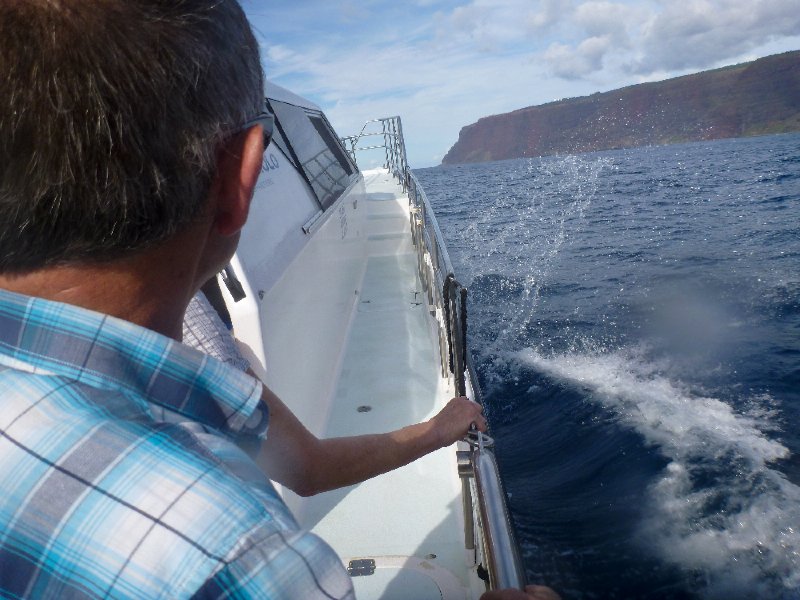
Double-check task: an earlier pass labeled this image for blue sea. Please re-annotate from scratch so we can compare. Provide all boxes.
[415,133,800,600]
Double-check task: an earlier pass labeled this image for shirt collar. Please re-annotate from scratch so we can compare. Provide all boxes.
[0,288,267,439]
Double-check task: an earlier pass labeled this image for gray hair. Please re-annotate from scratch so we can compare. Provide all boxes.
[0,0,264,272]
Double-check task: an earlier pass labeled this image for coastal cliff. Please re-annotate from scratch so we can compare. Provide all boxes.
[442,50,800,164]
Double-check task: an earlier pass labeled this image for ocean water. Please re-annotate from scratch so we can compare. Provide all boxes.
[414,133,800,600]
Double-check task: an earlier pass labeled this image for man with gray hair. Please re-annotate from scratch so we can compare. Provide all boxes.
[0,1,356,597]
[0,1,489,598]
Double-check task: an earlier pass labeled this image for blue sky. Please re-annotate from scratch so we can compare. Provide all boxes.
[242,1,800,167]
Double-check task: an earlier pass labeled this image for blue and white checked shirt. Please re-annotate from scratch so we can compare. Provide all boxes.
[0,289,354,599]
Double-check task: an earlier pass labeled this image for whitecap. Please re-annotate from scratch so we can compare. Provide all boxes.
[516,347,800,597]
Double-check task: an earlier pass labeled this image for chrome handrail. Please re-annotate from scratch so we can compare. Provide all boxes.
[344,117,526,593]
[473,444,527,590]
[407,170,454,276]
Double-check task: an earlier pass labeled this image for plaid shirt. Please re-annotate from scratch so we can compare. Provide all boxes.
[0,289,354,599]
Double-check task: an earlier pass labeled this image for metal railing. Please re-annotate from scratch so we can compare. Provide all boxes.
[343,117,526,593]
[340,117,408,187]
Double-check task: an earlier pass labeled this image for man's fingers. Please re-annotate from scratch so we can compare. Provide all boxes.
[476,415,488,431]
[456,397,487,433]
[469,415,487,433]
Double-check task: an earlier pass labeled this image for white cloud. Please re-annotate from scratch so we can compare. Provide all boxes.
[264,44,295,64]
[516,0,800,81]
[574,1,639,43]
[545,36,615,79]
[433,0,581,52]
[634,0,800,73]
[526,0,571,31]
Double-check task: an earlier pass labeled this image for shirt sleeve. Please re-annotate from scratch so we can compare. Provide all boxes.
[192,526,355,600]
[183,291,250,373]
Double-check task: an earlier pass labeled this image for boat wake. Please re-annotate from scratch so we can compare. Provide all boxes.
[516,346,800,598]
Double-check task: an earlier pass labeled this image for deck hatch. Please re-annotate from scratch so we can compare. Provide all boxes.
[347,558,376,577]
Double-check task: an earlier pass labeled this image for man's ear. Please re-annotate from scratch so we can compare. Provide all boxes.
[209,125,264,236]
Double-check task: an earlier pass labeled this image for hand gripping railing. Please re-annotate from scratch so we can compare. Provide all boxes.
[344,117,526,593]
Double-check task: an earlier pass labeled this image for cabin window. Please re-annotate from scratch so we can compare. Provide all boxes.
[267,99,356,210]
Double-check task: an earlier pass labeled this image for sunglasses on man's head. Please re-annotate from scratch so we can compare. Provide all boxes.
[240,111,274,148]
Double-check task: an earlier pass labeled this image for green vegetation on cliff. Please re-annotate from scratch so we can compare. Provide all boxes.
[442,51,800,164]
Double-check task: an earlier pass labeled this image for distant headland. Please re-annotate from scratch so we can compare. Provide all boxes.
[442,50,800,165]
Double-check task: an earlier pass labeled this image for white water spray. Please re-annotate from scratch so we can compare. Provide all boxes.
[517,347,800,597]
[451,155,609,358]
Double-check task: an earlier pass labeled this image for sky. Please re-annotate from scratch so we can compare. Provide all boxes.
[242,1,800,167]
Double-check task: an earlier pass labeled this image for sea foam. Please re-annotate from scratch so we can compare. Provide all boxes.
[517,347,800,597]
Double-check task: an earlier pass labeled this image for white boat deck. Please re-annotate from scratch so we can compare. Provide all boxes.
[294,170,473,599]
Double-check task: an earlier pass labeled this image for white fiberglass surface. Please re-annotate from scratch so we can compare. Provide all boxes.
[255,179,367,442]
[291,171,471,596]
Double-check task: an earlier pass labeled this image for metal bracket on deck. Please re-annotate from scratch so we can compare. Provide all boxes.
[464,430,495,450]
[347,558,376,577]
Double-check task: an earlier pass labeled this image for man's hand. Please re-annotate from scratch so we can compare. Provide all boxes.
[427,396,487,448]
[480,585,562,600]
